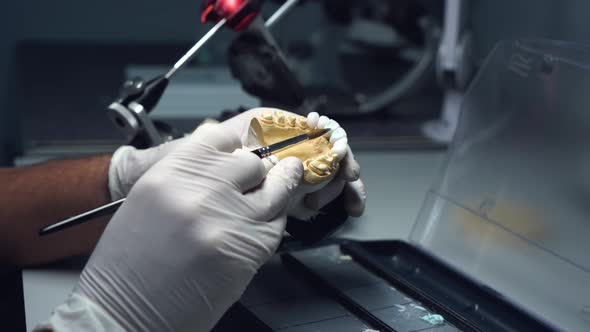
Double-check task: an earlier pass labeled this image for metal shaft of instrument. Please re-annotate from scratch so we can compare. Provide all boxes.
[166,0,298,80]
[40,199,126,235]
[265,0,300,28]
[165,18,228,79]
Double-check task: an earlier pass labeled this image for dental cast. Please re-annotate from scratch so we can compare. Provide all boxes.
[250,110,348,185]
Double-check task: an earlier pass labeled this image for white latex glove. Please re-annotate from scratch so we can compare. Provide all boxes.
[108,139,182,201]
[108,108,366,216]
[39,123,303,332]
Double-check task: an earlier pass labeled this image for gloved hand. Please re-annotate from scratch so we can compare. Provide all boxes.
[109,108,366,217]
[223,108,366,218]
[108,138,183,201]
[37,123,303,332]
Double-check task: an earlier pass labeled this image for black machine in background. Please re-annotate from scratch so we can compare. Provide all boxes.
[228,29,306,108]
[231,0,446,117]
[224,0,470,147]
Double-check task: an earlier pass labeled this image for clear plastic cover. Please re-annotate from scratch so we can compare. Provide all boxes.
[410,39,590,331]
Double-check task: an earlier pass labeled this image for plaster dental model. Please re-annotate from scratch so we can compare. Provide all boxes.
[249,110,348,185]
[246,109,349,221]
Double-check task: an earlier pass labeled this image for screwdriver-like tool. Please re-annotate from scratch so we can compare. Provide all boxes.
[39,129,329,236]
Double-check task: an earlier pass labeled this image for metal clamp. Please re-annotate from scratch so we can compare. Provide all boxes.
[107,100,164,148]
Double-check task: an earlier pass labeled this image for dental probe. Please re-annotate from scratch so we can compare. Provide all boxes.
[39,129,329,236]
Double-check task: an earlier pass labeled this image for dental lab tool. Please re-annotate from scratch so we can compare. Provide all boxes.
[39,128,329,236]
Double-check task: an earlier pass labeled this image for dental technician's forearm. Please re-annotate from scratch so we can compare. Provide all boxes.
[0,156,112,266]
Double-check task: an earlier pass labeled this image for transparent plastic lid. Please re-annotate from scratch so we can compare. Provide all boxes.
[410,39,590,332]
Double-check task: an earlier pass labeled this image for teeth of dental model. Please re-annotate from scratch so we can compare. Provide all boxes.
[330,128,346,143]
[252,111,348,184]
[261,110,274,123]
[307,112,320,128]
[310,160,330,175]
[287,115,297,127]
[317,116,330,129]
[331,139,348,161]
[319,153,336,165]
[297,116,309,129]
[329,126,348,161]
[273,111,287,127]
[324,119,340,134]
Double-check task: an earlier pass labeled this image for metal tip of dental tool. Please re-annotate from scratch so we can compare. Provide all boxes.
[308,128,330,139]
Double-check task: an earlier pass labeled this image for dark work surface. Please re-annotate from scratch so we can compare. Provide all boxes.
[231,245,458,332]
[18,42,445,152]
[219,241,557,332]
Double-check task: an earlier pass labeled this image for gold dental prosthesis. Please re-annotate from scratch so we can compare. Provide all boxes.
[249,110,348,185]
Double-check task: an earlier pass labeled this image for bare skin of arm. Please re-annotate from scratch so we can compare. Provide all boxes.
[0,156,112,267]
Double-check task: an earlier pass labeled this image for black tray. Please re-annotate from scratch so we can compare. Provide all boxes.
[214,240,560,332]
[339,240,560,332]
